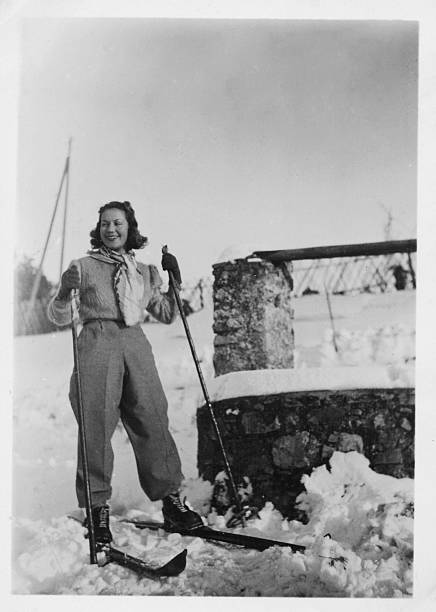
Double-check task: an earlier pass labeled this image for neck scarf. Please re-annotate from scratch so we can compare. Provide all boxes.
[88,246,144,326]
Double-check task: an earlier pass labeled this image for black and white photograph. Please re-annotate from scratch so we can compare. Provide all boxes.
[3,0,436,605]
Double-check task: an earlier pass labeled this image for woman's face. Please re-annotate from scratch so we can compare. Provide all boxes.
[100,208,129,253]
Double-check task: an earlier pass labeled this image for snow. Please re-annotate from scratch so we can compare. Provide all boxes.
[12,452,414,597]
[12,290,417,598]
[206,364,413,405]
[215,244,260,264]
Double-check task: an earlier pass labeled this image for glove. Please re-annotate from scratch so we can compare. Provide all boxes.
[59,264,81,297]
[161,246,182,286]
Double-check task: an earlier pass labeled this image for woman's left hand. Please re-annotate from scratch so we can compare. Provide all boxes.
[161,246,182,286]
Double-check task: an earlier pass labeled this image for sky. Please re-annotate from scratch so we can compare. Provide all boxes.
[16,18,418,282]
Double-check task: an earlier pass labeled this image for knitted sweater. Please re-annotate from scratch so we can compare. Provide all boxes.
[48,255,177,327]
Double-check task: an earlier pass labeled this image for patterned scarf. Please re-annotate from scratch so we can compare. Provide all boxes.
[88,246,144,326]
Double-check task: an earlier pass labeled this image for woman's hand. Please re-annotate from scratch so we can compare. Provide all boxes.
[59,264,81,298]
[161,246,182,286]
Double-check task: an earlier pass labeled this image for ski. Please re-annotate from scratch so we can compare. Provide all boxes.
[68,515,187,578]
[104,546,187,578]
[123,519,306,553]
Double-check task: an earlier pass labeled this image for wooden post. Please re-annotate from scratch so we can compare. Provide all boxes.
[199,278,204,309]
[407,253,416,289]
[29,146,69,307]
[324,286,339,354]
[59,138,72,281]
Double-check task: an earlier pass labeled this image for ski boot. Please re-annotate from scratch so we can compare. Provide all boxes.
[162,492,204,531]
[83,504,113,544]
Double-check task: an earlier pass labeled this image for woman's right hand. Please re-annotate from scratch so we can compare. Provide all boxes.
[59,264,81,296]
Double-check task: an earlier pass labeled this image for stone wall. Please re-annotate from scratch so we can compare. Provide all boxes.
[212,259,294,376]
[197,387,414,518]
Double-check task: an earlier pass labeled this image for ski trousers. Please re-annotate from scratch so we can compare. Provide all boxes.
[69,319,183,508]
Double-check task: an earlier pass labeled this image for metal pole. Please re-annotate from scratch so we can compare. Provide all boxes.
[167,269,243,516]
[59,138,72,281]
[70,294,97,564]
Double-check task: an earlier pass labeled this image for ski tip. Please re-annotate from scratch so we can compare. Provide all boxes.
[156,548,187,577]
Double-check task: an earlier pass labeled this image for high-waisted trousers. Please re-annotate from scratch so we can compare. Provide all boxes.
[69,319,183,508]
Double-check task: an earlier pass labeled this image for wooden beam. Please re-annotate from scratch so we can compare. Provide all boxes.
[252,239,417,263]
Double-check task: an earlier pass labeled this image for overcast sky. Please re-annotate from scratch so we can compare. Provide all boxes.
[16,18,418,282]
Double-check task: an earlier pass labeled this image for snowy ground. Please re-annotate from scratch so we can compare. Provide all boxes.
[12,290,416,597]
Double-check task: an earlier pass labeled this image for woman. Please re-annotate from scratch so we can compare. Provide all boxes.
[48,201,203,543]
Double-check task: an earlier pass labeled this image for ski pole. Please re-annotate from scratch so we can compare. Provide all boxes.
[70,292,98,564]
[163,252,244,519]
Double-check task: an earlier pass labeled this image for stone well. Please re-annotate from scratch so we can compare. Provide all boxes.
[203,256,415,518]
[197,373,414,518]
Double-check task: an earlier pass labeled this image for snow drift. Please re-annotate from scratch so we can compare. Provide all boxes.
[12,451,413,597]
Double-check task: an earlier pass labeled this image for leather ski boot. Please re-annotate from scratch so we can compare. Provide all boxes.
[83,504,113,544]
[162,492,203,531]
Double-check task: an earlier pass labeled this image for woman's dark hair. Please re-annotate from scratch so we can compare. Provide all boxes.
[90,201,148,251]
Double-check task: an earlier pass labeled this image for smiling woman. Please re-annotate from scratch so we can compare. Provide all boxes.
[89,201,148,253]
[46,200,203,543]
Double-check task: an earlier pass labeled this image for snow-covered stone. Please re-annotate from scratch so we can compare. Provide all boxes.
[214,244,259,264]
[202,365,413,405]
